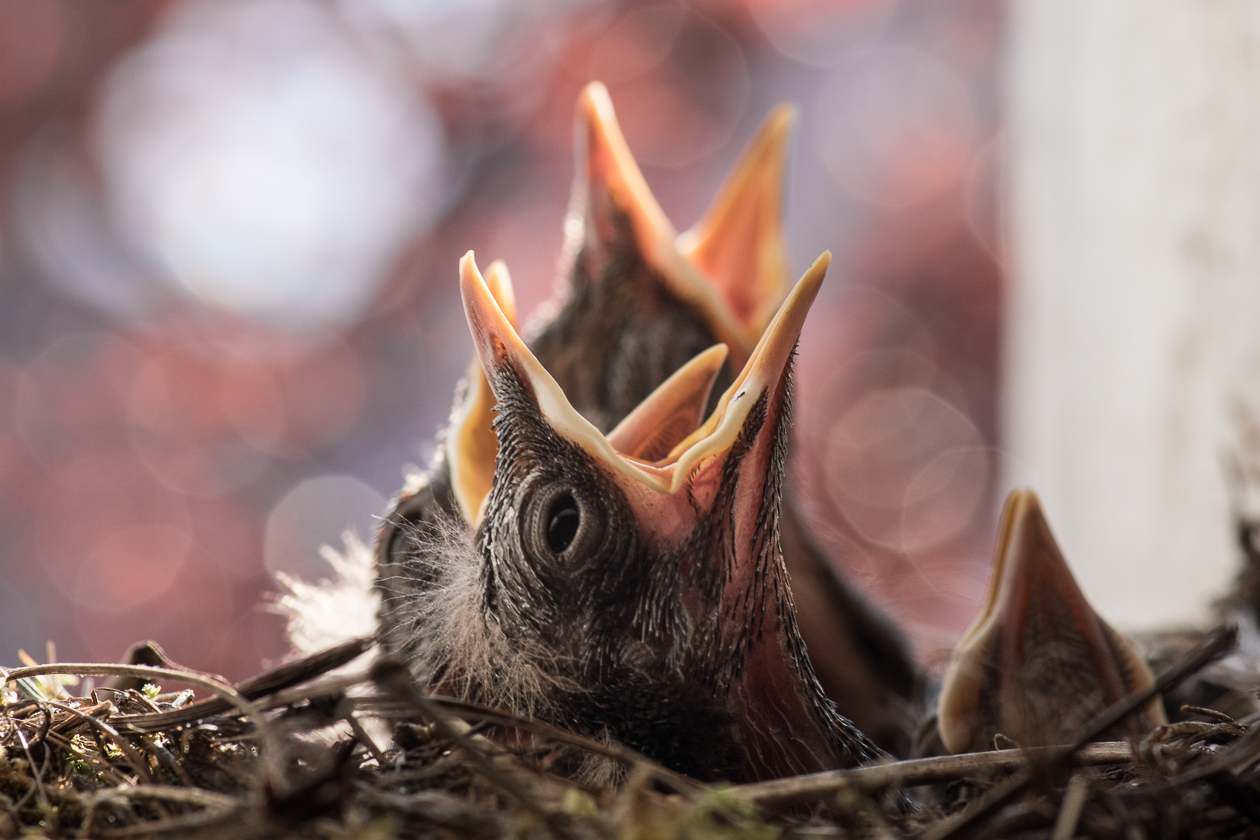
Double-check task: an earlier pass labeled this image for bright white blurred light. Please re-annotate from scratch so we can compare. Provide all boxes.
[343,0,515,78]
[338,0,591,82]
[94,0,446,331]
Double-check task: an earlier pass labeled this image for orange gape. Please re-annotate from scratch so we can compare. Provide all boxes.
[938,490,1166,753]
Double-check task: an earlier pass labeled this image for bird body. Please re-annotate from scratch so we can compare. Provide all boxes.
[394,251,882,783]
[936,490,1165,753]
[377,82,919,757]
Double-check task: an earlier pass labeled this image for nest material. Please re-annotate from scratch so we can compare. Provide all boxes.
[0,630,1257,840]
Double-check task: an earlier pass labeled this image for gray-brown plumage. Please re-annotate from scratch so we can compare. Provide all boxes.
[377,82,918,758]
[930,489,1164,754]
[396,251,881,783]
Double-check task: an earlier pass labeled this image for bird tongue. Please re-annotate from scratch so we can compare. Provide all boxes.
[938,490,1164,753]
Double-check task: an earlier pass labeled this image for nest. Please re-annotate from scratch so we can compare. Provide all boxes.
[1,628,1258,839]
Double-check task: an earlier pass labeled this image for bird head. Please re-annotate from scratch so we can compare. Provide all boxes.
[375,84,800,662]
[937,489,1166,753]
[444,82,793,524]
[533,81,794,430]
[449,249,879,780]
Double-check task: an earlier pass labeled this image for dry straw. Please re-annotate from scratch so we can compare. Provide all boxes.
[0,628,1254,839]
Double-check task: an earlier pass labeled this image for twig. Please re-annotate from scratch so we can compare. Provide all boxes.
[12,713,50,810]
[731,742,1131,809]
[1050,772,1091,840]
[398,694,702,796]
[95,810,244,839]
[921,624,1238,840]
[82,787,242,840]
[42,700,155,785]
[3,664,258,722]
[107,637,374,734]
[335,696,388,766]
[91,785,239,809]
[370,659,573,836]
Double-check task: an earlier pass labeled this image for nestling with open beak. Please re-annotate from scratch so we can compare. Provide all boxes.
[376,82,919,755]
[396,250,883,783]
[934,489,1166,754]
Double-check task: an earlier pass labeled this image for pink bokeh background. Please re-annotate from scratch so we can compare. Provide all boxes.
[0,0,1002,681]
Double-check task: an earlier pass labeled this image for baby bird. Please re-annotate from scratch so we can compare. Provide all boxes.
[935,489,1165,753]
[377,83,919,754]
[399,250,883,783]
[375,82,785,640]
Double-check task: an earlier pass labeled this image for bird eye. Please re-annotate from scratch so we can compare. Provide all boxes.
[523,483,606,563]
[546,494,580,553]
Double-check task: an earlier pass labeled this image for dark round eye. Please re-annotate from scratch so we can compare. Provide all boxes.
[523,483,605,563]
[546,495,580,553]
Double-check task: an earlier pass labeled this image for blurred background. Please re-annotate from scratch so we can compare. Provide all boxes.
[0,0,1002,681]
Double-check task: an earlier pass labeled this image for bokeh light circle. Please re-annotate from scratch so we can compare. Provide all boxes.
[824,386,988,552]
[93,0,447,331]
[74,525,193,613]
[264,475,387,582]
[814,47,976,207]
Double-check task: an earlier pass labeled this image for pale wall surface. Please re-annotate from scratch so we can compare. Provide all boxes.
[1006,1,1260,630]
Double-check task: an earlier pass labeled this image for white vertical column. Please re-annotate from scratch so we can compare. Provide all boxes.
[1006,1,1260,629]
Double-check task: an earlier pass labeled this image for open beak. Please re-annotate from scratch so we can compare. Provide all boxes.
[937,490,1165,753]
[605,344,728,463]
[678,103,794,341]
[463,248,841,779]
[571,82,795,369]
[449,260,517,526]
[461,248,825,505]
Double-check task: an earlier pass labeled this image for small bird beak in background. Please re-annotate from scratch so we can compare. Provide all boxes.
[937,489,1166,754]
[677,102,794,342]
[570,81,792,369]
[449,259,516,527]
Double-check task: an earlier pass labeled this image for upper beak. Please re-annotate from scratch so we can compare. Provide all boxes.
[937,489,1165,753]
[572,82,795,369]
[460,248,827,527]
[463,248,842,780]
[677,103,794,341]
[449,260,517,526]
